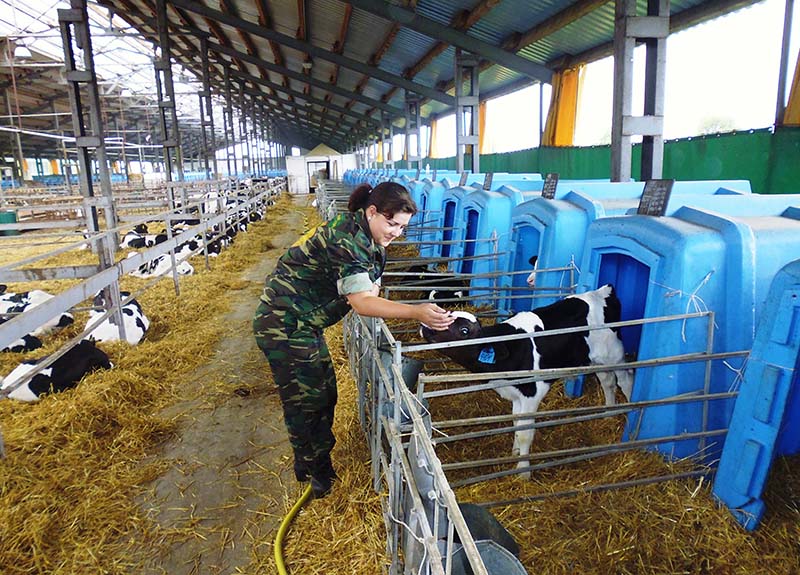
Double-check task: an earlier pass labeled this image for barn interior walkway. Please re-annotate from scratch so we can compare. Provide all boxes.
[132,196,311,575]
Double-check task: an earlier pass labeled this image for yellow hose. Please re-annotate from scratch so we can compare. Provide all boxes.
[275,484,313,575]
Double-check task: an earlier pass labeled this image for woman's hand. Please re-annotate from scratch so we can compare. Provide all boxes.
[415,302,455,331]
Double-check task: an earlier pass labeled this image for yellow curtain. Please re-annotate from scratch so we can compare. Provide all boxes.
[428,118,439,158]
[50,159,59,175]
[478,101,490,154]
[377,140,383,163]
[542,65,584,146]
[784,47,800,126]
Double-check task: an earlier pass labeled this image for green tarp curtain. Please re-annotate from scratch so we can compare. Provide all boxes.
[389,126,800,194]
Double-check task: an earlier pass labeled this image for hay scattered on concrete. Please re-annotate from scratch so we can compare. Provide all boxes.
[0,193,305,574]
[268,332,389,574]
[2,195,799,574]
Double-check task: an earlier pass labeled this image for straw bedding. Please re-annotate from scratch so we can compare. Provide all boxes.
[0,195,304,574]
[1,200,798,574]
[375,356,800,573]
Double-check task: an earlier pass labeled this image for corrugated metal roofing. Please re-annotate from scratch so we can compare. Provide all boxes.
[2,0,765,153]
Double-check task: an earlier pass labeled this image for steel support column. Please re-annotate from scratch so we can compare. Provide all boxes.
[611,0,669,181]
[199,39,217,179]
[58,0,118,255]
[223,67,237,177]
[381,111,394,169]
[404,94,421,170]
[455,49,480,174]
[238,83,251,176]
[154,0,184,193]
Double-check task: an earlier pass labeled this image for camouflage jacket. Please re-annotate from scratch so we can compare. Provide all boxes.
[260,209,385,330]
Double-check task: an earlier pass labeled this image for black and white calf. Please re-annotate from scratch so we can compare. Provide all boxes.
[0,287,75,337]
[526,255,539,288]
[1,339,112,401]
[85,291,149,345]
[420,284,633,479]
[0,317,42,352]
[128,252,194,278]
[119,224,167,249]
[120,223,149,249]
[391,264,470,302]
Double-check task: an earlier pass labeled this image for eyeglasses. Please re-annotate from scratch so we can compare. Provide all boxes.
[379,212,407,232]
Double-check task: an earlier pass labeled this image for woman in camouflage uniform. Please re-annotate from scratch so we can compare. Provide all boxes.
[253,182,454,498]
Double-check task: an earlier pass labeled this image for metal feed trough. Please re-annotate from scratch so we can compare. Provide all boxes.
[343,305,748,575]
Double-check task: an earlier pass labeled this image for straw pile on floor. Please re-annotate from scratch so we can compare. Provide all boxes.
[0,194,308,574]
[2,196,799,574]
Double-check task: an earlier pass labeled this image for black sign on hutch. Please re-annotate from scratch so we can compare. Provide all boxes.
[542,173,560,199]
[459,171,468,186]
[637,179,675,216]
[415,168,420,180]
[483,173,493,191]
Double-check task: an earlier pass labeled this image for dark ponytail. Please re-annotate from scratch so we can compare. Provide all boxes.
[348,183,373,212]
[348,181,417,216]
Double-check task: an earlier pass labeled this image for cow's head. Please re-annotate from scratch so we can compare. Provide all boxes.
[420,310,480,343]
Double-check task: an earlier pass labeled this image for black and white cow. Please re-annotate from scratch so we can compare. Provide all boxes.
[85,291,149,345]
[119,223,149,249]
[120,224,167,249]
[0,317,42,352]
[0,287,75,337]
[420,284,633,479]
[128,252,194,278]
[391,264,470,302]
[0,339,112,402]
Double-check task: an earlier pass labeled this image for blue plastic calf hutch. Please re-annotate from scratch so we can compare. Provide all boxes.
[405,176,438,242]
[417,173,487,260]
[438,182,484,265]
[712,258,800,531]
[446,177,545,272]
[437,173,528,264]
[506,180,753,312]
[576,194,800,463]
[457,184,545,306]
[417,176,462,259]
[454,177,614,283]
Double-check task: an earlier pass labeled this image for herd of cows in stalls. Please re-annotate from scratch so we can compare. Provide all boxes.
[0,185,275,402]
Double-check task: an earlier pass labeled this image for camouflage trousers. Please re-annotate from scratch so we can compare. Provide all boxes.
[252,300,337,477]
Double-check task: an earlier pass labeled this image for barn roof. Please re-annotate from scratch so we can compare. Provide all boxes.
[1,0,761,158]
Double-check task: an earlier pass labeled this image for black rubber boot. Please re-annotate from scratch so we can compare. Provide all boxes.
[294,460,310,482]
[310,458,338,499]
[310,474,335,499]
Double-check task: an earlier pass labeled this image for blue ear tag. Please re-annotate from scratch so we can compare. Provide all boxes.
[478,347,496,364]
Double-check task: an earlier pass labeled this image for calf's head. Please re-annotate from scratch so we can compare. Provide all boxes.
[420,311,513,370]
